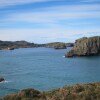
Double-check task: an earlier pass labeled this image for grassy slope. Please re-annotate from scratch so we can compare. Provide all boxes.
[1,82,100,100]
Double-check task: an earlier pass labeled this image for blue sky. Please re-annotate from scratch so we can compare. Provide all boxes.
[0,0,100,43]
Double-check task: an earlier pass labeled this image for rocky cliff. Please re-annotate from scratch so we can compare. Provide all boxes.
[65,36,100,57]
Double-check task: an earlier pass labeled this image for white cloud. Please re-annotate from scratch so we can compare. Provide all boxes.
[0,28,100,43]
[0,3,100,42]
[81,0,99,2]
[1,4,100,24]
[0,0,53,8]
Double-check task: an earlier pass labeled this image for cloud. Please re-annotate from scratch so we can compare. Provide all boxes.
[0,28,100,43]
[0,1,100,42]
[81,0,100,2]
[0,0,54,8]
[0,4,100,26]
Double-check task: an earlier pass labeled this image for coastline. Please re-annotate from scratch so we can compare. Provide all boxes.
[0,41,74,50]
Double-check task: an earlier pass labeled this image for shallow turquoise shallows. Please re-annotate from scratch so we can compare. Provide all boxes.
[0,47,100,97]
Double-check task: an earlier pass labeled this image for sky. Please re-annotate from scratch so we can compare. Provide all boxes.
[0,0,100,43]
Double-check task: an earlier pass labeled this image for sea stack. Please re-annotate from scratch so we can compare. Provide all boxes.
[65,36,100,57]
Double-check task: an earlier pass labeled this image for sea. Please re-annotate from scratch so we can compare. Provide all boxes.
[0,47,100,97]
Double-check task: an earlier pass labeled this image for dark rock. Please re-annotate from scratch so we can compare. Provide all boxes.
[0,77,4,82]
[65,36,100,57]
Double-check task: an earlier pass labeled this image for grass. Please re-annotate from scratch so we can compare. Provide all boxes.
[1,82,100,100]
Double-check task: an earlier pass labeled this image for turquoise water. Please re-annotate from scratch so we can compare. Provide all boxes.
[0,47,100,97]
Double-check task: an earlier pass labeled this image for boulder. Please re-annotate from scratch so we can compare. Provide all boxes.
[0,77,4,82]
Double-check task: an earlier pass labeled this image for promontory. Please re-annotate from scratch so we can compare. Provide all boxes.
[65,36,100,57]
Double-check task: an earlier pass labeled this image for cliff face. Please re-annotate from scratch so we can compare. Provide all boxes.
[1,82,100,100]
[65,36,100,57]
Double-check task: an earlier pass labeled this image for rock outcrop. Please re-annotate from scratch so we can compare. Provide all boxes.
[1,82,100,100]
[0,77,4,82]
[65,36,100,57]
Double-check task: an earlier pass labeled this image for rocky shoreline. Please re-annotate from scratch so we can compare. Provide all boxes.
[1,82,100,100]
[65,36,100,57]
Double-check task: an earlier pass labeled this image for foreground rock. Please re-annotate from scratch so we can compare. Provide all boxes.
[1,82,100,100]
[0,78,4,82]
[65,36,100,57]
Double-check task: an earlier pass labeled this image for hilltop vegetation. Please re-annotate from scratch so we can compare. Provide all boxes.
[1,82,100,100]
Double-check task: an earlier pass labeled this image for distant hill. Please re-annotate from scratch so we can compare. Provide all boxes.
[0,41,74,50]
[0,40,37,50]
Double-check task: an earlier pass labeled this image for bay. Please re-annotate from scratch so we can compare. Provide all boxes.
[0,47,100,97]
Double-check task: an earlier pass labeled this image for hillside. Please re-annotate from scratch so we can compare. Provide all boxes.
[1,82,100,100]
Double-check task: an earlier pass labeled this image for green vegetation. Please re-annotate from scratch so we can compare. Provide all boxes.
[1,82,100,100]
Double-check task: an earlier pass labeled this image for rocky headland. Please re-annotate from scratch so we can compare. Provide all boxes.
[65,36,100,57]
[1,82,100,100]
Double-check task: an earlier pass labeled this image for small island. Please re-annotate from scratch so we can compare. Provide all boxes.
[42,42,67,49]
[65,36,100,57]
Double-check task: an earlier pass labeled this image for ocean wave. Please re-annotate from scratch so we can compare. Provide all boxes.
[62,56,65,58]
[0,80,10,84]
